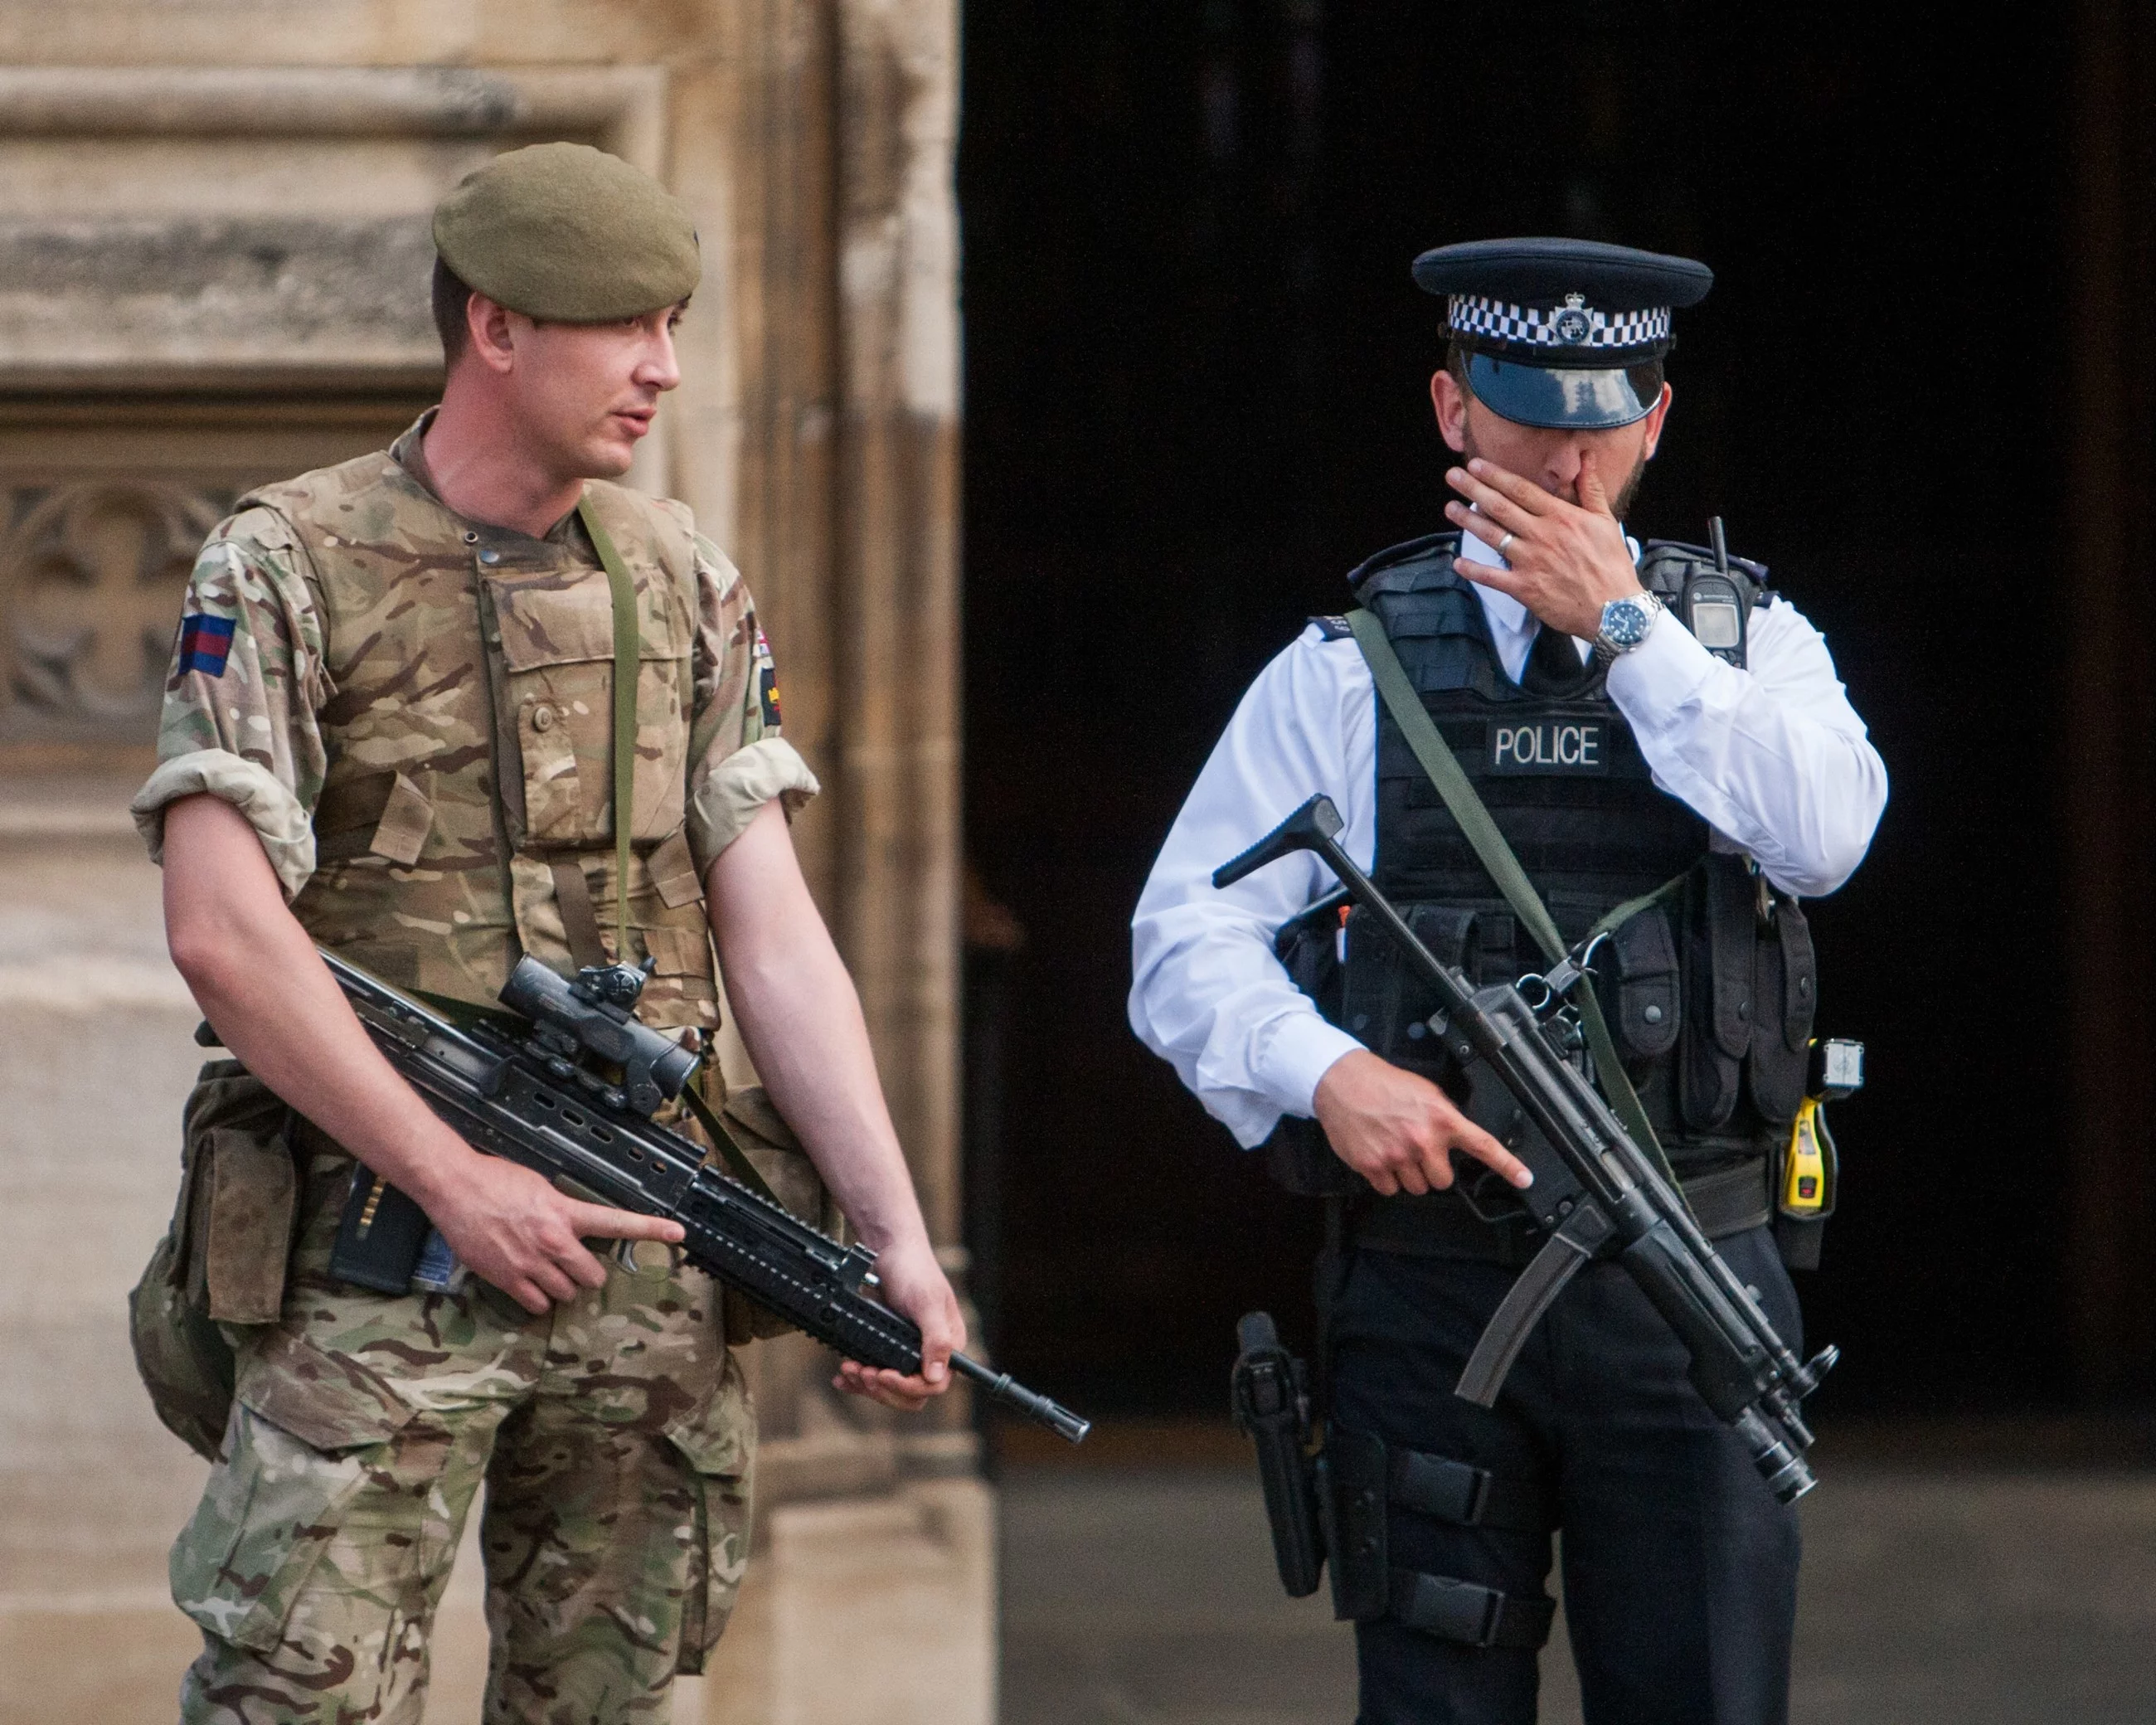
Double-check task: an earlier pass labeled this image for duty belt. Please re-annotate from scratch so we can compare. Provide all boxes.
[1354,1156,1773,1266]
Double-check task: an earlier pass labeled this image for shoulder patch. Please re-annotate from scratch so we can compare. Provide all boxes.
[177,614,236,678]
[1309,615,1354,640]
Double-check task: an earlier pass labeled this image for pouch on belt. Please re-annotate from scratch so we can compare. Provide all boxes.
[129,1059,299,1460]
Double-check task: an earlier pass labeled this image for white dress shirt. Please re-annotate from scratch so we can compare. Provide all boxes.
[1128,537,1888,1149]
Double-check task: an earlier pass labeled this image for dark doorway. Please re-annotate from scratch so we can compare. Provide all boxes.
[960,4,2073,1420]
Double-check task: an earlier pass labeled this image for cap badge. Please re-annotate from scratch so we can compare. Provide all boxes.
[1553,293,1591,345]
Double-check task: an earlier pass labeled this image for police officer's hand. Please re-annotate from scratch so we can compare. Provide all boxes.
[1313,1050,1533,1198]
[1443,449,1644,639]
[832,1233,966,1414]
[420,1153,687,1314]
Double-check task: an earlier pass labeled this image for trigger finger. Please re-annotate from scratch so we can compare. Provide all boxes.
[1471,1131,1534,1188]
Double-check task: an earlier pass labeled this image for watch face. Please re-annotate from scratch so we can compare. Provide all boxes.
[1604,598,1650,646]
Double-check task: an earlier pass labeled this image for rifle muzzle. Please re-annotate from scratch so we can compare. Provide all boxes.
[1736,1405,1817,1504]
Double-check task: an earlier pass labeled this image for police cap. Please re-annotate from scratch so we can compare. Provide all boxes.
[1412,237,1712,431]
[432,142,700,323]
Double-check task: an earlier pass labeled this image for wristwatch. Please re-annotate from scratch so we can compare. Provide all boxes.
[1593,590,1664,663]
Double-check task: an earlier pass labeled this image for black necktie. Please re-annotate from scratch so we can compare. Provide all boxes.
[1521,623,1589,696]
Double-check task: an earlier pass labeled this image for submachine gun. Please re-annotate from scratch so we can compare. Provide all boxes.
[318,948,1089,1445]
[1221,796,1836,1539]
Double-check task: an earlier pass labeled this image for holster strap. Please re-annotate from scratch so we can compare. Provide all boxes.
[1387,1569,1555,1650]
[1389,1446,1550,1533]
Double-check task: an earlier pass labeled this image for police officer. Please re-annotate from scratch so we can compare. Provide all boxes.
[132,143,964,1722]
[1130,239,1886,1723]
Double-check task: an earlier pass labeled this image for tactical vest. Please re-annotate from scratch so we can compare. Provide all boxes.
[1286,531,1815,1172]
[242,445,721,1038]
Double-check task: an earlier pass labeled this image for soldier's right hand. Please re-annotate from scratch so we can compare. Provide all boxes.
[419,1154,687,1314]
[1312,1050,1533,1198]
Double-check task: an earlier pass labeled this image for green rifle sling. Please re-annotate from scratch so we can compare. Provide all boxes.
[570,498,783,1210]
[576,497,643,950]
[1342,607,1691,1202]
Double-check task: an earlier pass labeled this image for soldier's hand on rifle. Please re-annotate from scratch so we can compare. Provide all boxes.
[1314,1049,1533,1197]
[418,1154,687,1315]
[833,1232,966,1413]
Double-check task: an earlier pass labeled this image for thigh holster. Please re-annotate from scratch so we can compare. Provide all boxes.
[1319,1427,1556,1652]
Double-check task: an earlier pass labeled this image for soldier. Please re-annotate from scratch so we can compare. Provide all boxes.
[129,143,964,1722]
[1130,240,1887,1723]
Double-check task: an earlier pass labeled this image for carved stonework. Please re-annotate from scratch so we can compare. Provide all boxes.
[0,480,226,741]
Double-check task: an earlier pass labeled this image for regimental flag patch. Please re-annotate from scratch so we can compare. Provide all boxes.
[176,614,236,678]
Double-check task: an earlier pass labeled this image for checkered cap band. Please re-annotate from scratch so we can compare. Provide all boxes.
[1449,294,1670,355]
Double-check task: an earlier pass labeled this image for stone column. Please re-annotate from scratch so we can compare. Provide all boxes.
[832,0,964,1259]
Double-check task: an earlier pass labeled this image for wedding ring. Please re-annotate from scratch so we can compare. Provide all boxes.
[1498,531,1515,556]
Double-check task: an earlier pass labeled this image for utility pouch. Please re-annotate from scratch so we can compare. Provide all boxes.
[313,766,435,867]
[180,1062,300,1320]
[1748,901,1817,1124]
[129,1061,299,1461]
[128,1230,236,1463]
[1341,902,1479,1076]
[1607,902,1682,1062]
[1679,855,1757,1130]
[1261,898,1483,1197]
[1231,1313,1325,1598]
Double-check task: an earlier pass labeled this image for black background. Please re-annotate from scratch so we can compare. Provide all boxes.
[959,3,2070,1419]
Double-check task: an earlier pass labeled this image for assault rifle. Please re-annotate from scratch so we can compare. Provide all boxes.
[1214,796,1835,1500]
[316,948,1090,1445]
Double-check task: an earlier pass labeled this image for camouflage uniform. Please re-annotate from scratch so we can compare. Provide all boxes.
[133,414,818,1723]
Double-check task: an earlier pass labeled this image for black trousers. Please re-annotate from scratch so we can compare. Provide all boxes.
[1328,1225,1802,1725]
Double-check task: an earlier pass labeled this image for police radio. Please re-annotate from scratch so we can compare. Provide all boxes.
[1683,517,1748,666]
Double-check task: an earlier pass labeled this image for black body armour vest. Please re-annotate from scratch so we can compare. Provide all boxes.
[1276,531,1816,1185]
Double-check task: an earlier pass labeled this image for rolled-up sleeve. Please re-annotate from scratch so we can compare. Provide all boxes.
[131,514,330,899]
[682,533,821,874]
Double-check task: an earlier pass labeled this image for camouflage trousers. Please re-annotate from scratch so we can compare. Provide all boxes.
[172,1140,754,1725]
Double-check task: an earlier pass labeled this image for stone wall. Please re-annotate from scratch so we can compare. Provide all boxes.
[0,6,980,1721]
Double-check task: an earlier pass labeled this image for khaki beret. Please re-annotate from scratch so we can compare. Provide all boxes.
[433,142,700,322]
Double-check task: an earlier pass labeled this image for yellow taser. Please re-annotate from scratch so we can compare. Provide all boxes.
[1780,1097,1838,1217]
